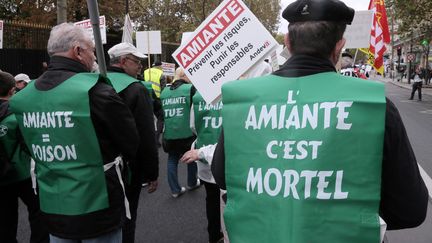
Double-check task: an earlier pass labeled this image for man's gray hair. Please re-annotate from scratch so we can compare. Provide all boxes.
[109,56,123,65]
[47,23,92,56]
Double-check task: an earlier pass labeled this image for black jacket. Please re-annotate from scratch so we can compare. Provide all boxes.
[32,56,139,239]
[108,66,159,183]
[212,54,428,230]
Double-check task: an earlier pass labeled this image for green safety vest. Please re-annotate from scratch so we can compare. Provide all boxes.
[160,84,193,140]
[144,68,163,98]
[108,72,139,93]
[108,72,153,104]
[0,112,31,186]
[141,81,154,95]
[10,73,109,215]
[222,72,386,243]
[193,92,223,149]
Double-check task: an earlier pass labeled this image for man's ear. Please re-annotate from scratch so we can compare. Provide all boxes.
[72,45,81,60]
[284,33,292,53]
[8,87,16,96]
[120,56,128,65]
[331,38,346,65]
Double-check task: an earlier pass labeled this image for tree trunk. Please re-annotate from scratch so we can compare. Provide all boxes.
[57,0,67,24]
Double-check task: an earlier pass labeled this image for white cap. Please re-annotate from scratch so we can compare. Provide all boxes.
[14,73,31,83]
[108,42,147,59]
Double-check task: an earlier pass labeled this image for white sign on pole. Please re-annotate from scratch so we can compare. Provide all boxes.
[0,20,3,49]
[172,0,278,103]
[74,16,107,44]
[162,62,176,77]
[136,31,162,54]
[181,32,194,47]
[344,10,374,49]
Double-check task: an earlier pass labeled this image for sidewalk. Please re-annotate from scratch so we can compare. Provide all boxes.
[372,74,432,97]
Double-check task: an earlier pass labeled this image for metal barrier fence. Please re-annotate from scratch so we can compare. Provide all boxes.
[0,20,180,79]
[0,21,51,78]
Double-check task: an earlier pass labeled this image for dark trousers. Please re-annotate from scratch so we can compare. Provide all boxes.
[0,178,49,243]
[410,82,422,100]
[122,183,142,243]
[203,181,223,243]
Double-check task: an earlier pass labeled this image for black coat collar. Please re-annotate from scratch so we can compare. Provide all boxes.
[273,55,336,78]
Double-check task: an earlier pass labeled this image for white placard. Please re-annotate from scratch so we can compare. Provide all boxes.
[344,10,374,49]
[181,32,193,46]
[162,62,176,77]
[74,16,107,44]
[172,0,278,103]
[0,20,3,49]
[136,31,162,54]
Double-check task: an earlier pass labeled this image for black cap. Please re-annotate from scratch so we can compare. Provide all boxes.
[282,0,355,25]
[152,61,162,67]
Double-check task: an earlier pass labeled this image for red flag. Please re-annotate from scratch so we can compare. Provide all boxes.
[368,0,390,74]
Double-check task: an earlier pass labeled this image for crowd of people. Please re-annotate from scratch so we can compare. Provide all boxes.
[0,0,429,242]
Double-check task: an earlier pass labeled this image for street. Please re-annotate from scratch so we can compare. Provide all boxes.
[378,76,432,243]
[16,77,432,243]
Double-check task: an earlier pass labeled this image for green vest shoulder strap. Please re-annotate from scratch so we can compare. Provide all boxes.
[140,81,154,94]
[161,84,193,140]
[222,72,386,243]
[10,73,110,215]
[108,72,139,93]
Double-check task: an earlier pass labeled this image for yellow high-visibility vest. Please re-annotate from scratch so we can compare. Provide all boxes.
[144,68,163,98]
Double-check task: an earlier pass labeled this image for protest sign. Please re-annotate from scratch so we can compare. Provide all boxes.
[181,32,193,46]
[162,62,176,77]
[74,16,107,44]
[344,10,374,49]
[136,31,162,54]
[0,20,3,49]
[173,0,278,103]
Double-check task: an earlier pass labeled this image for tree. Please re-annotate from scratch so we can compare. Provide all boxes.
[130,0,281,43]
[57,0,67,24]
[0,0,57,25]
[393,0,432,39]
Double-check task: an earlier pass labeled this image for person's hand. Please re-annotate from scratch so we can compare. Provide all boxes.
[147,180,158,193]
[180,149,199,163]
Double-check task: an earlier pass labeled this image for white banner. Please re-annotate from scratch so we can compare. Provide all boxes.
[136,31,162,54]
[162,62,176,77]
[74,16,107,44]
[0,20,3,49]
[344,10,374,49]
[172,0,278,103]
[122,14,133,44]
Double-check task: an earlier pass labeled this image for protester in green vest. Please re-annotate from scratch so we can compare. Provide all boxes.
[211,0,428,242]
[178,62,274,243]
[0,71,49,243]
[107,42,159,243]
[10,23,140,243]
[14,73,31,92]
[144,61,166,147]
[160,67,200,198]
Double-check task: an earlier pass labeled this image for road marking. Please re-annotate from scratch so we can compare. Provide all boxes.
[420,110,432,115]
[418,164,432,202]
